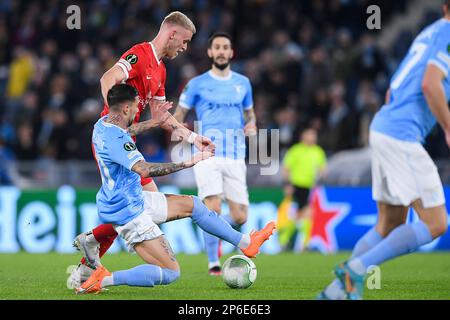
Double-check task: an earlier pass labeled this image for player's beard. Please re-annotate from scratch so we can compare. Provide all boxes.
[212,57,230,70]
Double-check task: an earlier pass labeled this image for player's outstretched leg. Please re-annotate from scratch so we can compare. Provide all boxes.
[318,203,408,300]
[170,195,275,258]
[202,196,224,275]
[317,227,384,300]
[203,210,244,274]
[76,235,180,294]
[335,202,447,300]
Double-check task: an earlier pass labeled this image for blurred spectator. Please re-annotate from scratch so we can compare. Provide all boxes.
[0,0,431,168]
[354,33,388,82]
[274,107,297,152]
[11,122,38,160]
[324,81,359,152]
[0,137,14,184]
[355,80,382,147]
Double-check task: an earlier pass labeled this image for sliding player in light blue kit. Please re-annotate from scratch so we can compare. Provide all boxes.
[318,1,450,300]
[174,32,257,275]
[76,83,275,294]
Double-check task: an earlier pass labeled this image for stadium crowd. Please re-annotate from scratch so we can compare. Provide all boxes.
[0,0,446,186]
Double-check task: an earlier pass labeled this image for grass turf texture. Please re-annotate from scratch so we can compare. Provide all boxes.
[0,252,449,300]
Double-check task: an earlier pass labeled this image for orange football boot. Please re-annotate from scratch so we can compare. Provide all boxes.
[241,221,276,258]
[76,265,111,295]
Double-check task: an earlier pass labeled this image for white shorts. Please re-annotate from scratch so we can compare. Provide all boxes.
[193,157,249,205]
[370,131,445,208]
[113,191,168,252]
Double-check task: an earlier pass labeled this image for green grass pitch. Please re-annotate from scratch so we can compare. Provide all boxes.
[0,252,449,300]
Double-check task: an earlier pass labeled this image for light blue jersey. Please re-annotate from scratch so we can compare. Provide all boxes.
[179,70,254,159]
[92,116,145,225]
[371,18,450,143]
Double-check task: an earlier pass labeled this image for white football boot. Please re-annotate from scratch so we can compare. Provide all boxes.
[66,264,95,290]
[73,232,101,269]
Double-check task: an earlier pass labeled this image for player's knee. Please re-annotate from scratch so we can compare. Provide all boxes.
[204,196,221,213]
[376,221,403,237]
[233,215,247,225]
[230,205,248,225]
[161,268,180,285]
[425,208,448,238]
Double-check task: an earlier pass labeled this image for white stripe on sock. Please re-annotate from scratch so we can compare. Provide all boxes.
[158,266,163,285]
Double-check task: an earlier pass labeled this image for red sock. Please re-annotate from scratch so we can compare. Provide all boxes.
[92,224,117,242]
[79,224,118,266]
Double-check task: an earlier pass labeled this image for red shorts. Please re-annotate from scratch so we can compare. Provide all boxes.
[91,143,153,186]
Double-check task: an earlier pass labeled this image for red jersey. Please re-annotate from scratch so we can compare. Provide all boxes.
[101,42,167,123]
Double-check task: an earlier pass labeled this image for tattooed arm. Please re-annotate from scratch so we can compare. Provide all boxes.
[131,160,188,177]
[127,101,173,136]
[152,102,215,152]
[244,108,257,136]
[131,150,213,178]
[127,119,160,136]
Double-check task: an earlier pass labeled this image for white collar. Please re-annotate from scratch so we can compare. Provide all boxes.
[208,70,232,81]
[149,42,161,65]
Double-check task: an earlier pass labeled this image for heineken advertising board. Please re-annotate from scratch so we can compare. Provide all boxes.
[0,185,449,254]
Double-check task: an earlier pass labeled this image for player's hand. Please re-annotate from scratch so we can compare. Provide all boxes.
[244,122,257,136]
[150,100,173,126]
[193,134,216,154]
[184,150,214,167]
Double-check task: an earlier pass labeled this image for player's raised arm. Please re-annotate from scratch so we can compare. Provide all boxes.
[127,101,174,136]
[173,105,190,123]
[131,150,213,178]
[100,65,127,105]
[422,64,450,146]
[151,99,215,152]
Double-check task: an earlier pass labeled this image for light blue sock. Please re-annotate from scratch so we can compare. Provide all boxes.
[191,196,244,248]
[350,221,433,274]
[204,215,240,263]
[325,227,383,299]
[112,264,180,287]
[350,227,383,259]
[203,231,220,263]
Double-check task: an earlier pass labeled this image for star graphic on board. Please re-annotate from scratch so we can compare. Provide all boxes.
[309,187,350,253]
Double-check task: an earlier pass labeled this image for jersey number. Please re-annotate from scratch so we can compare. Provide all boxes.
[391,43,427,89]
[96,153,115,190]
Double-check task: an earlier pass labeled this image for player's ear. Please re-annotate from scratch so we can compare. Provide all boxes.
[169,29,176,40]
[230,48,234,59]
[123,103,130,115]
[207,47,213,58]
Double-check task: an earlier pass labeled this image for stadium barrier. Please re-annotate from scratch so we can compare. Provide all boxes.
[0,185,449,254]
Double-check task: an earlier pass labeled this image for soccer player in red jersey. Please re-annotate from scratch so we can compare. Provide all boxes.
[67,11,214,289]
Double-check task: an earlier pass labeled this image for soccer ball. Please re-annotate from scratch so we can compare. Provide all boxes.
[222,255,257,289]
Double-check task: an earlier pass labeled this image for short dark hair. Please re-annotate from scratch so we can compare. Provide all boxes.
[208,31,232,48]
[107,84,138,110]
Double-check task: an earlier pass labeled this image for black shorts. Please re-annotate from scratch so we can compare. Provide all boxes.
[292,186,311,210]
